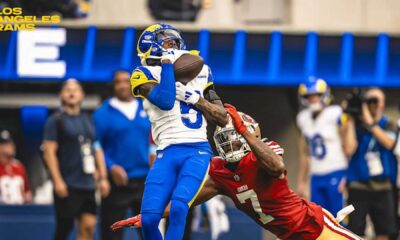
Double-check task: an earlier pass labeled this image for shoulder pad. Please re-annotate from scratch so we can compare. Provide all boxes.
[130,67,158,98]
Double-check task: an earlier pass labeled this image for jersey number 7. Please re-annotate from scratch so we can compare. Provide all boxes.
[236,189,274,224]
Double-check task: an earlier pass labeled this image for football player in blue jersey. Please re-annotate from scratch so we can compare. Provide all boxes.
[296,77,354,216]
[129,23,227,240]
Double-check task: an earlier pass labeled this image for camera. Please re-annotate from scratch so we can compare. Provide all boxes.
[344,88,365,118]
[344,88,379,128]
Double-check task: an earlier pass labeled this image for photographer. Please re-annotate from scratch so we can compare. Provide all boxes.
[392,108,400,240]
[344,88,397,239]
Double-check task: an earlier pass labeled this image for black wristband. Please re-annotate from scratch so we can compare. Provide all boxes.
[204,89,221,102]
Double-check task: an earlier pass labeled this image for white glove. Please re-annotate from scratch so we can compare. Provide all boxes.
[176,82,200,105]
[161,49,189,64]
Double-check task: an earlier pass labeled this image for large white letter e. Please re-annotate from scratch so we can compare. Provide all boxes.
[17,28,66,78]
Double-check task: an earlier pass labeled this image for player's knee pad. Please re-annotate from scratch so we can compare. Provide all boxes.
[141,212,162,229]
[169,199,189,225]
[141,194,166,214]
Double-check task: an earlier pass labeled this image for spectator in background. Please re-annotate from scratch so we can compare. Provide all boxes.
[42,79,110,240]
[0,130,32,204]
[93,70,155,240]
[296,77,351,216]
[344,88,397,240]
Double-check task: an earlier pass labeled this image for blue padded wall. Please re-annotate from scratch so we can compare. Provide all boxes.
[0,28,400,87]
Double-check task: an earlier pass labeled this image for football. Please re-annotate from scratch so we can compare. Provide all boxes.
[174,53,204,85]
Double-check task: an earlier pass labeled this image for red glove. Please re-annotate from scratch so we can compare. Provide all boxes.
[111,214,142,231]
[224,103,247,134]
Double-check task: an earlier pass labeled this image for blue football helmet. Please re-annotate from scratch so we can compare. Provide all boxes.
[298,77,331,110]
[137,23,186,66]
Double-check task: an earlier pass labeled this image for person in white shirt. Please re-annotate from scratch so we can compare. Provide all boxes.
[296,77,353,216]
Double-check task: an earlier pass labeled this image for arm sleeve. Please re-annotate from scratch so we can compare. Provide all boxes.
[93,111,116,171]
[147,63,176,110]
[43,116,57,141]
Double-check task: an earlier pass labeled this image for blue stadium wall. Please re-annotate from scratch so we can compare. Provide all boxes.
[1,27,400,86]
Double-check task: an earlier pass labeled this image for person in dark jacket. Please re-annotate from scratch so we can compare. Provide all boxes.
[43,78,110,240]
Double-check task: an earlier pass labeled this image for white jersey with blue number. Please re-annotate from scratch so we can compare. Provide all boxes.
[296,105,347,175]
[130,64,213,150]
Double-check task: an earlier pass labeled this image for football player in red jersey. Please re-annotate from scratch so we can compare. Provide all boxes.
[0,130,32,204]
[111,104,362,240]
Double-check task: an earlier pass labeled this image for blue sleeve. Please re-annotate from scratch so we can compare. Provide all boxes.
[147,63,176,110]
[43,116,57,141]
[93,110,116,171]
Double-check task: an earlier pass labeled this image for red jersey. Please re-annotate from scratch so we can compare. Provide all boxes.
[209,148,324,239]
[0,160,30,204]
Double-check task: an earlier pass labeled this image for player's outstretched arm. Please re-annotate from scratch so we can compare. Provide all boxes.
[225,103,285,178]
[242,130,285,178]
[138,62,176,110]
[195,97,227,127]
[132,50,187,110]
[176,82,228,126]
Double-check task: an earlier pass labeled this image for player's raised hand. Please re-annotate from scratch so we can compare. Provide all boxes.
[176,82,200,105]
[111,214,142,231]
[161,49,188,64]
[224,103,247,134]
